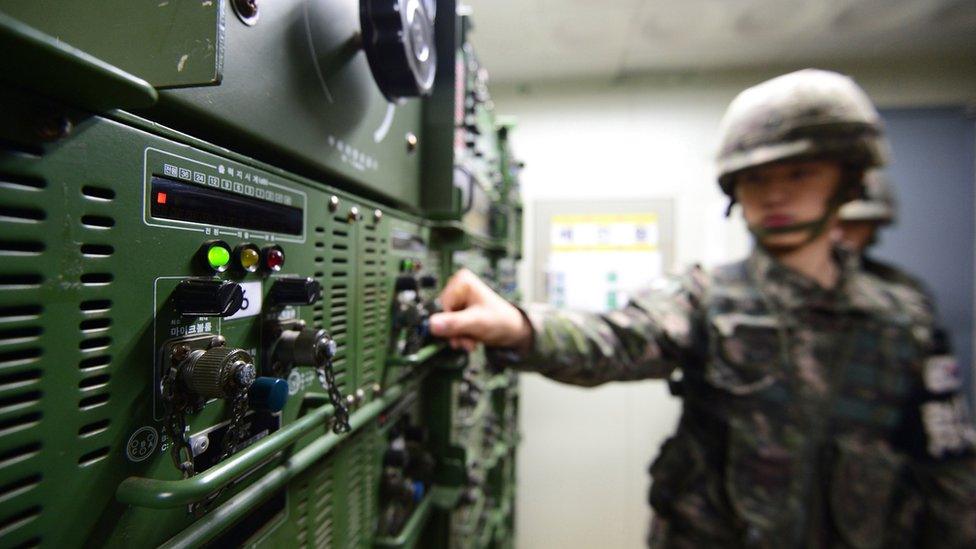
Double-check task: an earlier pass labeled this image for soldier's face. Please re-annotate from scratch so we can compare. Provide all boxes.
[735,160,843,249]
[837,220,878,253]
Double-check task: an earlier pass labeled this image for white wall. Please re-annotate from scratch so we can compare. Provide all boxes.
[494,61,976,549]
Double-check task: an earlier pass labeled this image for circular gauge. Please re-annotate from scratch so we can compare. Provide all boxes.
[360,0,438,99]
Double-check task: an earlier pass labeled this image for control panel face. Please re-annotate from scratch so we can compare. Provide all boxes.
[0,112,440,545]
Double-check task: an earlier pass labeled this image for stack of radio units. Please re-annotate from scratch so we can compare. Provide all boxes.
[0,1,522,547]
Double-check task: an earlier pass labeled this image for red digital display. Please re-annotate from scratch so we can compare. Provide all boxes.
[156,192,167,205]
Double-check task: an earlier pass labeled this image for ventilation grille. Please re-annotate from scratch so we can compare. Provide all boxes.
[0,171,47,545]
[344,429,380,549]
[75,184,117,469]
[293,453,334,548]
[312,225,327,331]
[358,224,389,389]
[327,215,353,396]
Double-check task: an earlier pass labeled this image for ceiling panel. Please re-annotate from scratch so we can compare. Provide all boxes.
[462,0,976,83]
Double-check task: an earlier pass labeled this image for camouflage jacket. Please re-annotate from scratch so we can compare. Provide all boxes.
[491,247,976,548]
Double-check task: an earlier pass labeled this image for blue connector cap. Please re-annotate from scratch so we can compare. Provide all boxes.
[412,480,426,502]
[249,376,289,412]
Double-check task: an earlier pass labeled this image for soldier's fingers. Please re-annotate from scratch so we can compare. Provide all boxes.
[459,337,478,352]
[438,269,475,312]
[429,308,488,340]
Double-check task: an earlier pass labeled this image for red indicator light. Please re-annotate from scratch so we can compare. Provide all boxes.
[263,246,285,272]
[157,192,168,205]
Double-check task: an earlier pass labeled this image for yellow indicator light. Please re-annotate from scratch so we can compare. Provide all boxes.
[239,246,260,272]
[207,245,231,271]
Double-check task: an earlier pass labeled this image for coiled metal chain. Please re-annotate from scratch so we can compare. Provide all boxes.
[161,365,195,478]
[318,337,350,433]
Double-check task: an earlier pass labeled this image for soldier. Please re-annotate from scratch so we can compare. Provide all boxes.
[835,169,927,291]
[429,69,976,547]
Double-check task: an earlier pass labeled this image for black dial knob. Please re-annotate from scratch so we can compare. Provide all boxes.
[270,277,322,306]
[173,279,244,317]
[360,0,437,100]
[394,275,419,293]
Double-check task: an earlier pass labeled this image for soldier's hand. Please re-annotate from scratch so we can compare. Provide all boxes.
[429,269,532,353]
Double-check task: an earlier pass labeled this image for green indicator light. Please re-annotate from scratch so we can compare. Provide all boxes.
[208,245,231,270]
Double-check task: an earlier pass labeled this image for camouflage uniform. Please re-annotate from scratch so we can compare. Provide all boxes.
[490,246,976,547]
[489,70,976,547]
[838,170,974,547]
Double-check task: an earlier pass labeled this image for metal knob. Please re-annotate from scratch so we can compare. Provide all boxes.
[180,346,256,400]
[274,328,335,368]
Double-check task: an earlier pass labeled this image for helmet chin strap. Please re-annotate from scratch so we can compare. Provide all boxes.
[747,189,848,249]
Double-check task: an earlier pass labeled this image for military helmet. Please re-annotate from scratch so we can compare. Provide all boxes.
[838,169,896,224]
[716,69,889,196]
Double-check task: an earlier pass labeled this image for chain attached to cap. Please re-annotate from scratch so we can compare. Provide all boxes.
[318,337,350,433]
[161,363,195,478]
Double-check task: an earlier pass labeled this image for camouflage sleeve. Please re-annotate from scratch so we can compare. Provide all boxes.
[487,268,705,387]
[908,329,976,547]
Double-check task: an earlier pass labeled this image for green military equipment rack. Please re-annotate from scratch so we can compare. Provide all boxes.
[0,1,521,547]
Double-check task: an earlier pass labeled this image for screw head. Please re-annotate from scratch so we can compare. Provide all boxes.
[348,206,360,222]
[232,0,260,25]
[372,383,383,396]
[355,388,366,404]
[172,345,191,364]
[38,115,72,141]
[190,435,210,456]
[373,209,383,223]
[345,394,356,406]
[232,360,257,388]
[329,195,340,212]
[405,132,418,153]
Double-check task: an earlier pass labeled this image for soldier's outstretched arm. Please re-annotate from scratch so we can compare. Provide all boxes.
[429,269,702,387]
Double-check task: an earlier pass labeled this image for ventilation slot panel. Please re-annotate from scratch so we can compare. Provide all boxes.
[80,215,114,229]
[0,370,41,399]
[78,419,110,438]
[79,300,111,314]
[328,215,354,394]
[80,244,114,258]
[293,479,310,546]
[0,349,42,370]
[0,506,41,541]
[0,306,42,327]
[0,206,44,224]
[77,447,110,467]
[0,411,42,446]
[358,232,389,388]
[80,186,115,202]
[0,473,41,506]
[0,440,41,506]
[0,242,44,257]
[0,275,43,291]
[78,393,109,411]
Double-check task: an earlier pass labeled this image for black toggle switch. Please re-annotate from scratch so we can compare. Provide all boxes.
[173,279,244,317]
[419,275,438,289]
[394,275,419,293]
[270,277,322,306]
